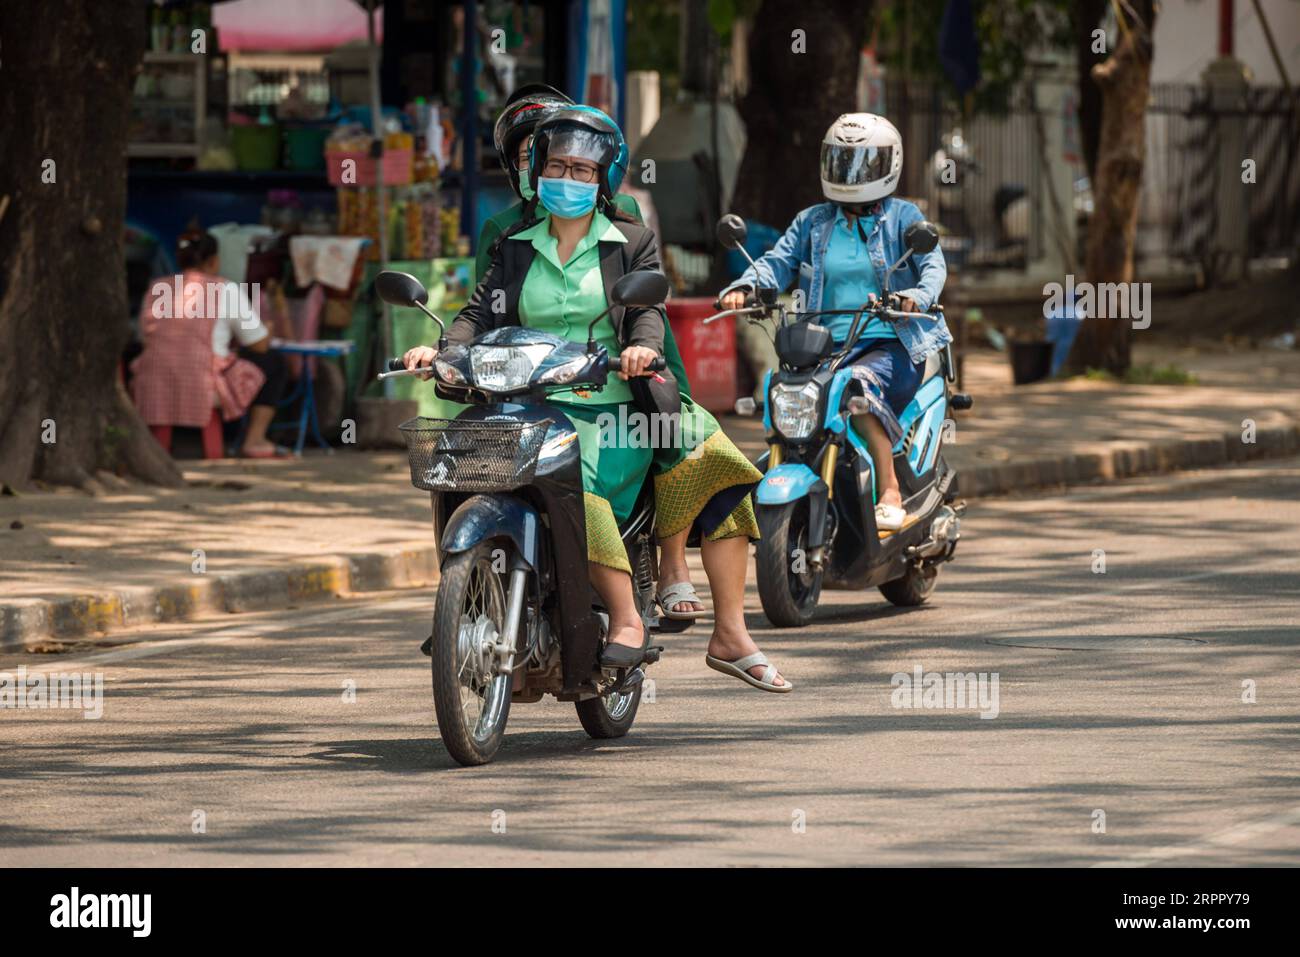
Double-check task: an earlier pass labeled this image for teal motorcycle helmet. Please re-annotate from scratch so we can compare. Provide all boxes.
[528,106,629,212]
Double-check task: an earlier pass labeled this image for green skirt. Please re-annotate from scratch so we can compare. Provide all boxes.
[553,398,761,574]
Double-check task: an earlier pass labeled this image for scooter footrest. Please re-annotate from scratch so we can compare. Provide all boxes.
[419,635,433,657]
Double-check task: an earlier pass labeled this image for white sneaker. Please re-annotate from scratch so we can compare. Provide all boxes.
[875,503,906,531]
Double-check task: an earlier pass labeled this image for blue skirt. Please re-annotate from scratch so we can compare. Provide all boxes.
[844,337,924,444]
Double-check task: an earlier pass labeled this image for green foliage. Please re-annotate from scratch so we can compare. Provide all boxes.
[627,0,682,77]
[1083,364,1197,385]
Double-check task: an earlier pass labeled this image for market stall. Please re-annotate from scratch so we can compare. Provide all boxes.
[125,0,629,447]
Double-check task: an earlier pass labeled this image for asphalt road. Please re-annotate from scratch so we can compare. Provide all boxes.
[2,460,1298,866]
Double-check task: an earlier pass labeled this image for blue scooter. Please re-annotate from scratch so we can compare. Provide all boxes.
[709,215,972,627]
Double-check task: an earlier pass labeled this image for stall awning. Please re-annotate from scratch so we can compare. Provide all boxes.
[213,0,383,52]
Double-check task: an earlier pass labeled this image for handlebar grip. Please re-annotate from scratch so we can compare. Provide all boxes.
[613,354,667,373]
[387,357,406,372]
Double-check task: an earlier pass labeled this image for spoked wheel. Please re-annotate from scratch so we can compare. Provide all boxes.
[755,500,823,627]
[879,561,940,607]
[430,543,514,766]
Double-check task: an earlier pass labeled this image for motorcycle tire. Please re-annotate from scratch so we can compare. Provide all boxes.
[430,542,514,766]
[756,500,823,628]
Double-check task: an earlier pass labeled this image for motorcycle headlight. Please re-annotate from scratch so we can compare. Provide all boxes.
[770,380,822,440]
[469,344,552,392]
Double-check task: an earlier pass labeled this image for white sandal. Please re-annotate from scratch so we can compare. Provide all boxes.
[875,503,906,531]
[705,652,793,693]
[657,581,706,620]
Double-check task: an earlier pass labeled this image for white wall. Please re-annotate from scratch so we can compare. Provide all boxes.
[1152,0,1300,84]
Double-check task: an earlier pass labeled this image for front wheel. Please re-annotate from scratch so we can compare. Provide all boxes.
[755,500,823,628]
[879,562,939,606]
[430,542,515,766]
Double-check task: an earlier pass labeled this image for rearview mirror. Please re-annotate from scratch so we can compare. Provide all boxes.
[609,270,670,308]
[903,220,940,255]
[716,214,748,251]
[375,270,429,308]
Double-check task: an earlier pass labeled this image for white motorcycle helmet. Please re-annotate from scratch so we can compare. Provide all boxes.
[820,113,903,205]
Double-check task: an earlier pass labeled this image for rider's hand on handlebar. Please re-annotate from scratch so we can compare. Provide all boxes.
[720,290,748,311]
[617,345,660,380]
[403,345,437,380]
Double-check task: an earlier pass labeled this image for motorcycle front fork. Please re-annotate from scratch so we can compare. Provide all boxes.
[495,565,530,676]
[807,442,839,571]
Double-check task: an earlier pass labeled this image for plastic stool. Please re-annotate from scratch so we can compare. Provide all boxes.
[149,410,224,459]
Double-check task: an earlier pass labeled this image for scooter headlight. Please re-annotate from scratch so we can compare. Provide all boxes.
[770,380,822,440]
[469,344,552,392]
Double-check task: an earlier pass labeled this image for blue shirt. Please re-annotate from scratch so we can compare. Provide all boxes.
[821,208,894,344]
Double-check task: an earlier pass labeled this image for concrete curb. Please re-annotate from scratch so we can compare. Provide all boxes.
[2,422,1295,652]
[959,423,1298,497]
[1,546,440,653]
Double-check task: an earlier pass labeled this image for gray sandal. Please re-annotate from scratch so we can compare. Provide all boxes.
[705,652,792,693]
[658,581,706,620]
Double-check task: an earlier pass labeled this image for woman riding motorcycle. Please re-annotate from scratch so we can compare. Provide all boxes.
[718,113,950,531]
[482,87,734,626]
[406,107,788,692]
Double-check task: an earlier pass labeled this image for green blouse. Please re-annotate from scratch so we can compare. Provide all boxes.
[512,211,634,405]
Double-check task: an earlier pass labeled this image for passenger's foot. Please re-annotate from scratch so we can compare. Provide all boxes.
[706,626,787,687]
[657,560,703,616]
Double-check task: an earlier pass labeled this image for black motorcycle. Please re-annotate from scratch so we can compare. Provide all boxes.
[374,269,672,766]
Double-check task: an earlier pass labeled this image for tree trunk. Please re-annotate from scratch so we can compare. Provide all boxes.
[731,0,874,229]
[0,1,181,490]
[1061,0,1157,377]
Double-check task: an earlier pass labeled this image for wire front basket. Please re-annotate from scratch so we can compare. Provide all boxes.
[398,417,552,493]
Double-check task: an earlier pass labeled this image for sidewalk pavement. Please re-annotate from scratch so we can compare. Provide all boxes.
[2,344,1296,649]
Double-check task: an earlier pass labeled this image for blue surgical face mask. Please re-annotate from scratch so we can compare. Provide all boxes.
[537,175,599,219]
[518,169,535,201]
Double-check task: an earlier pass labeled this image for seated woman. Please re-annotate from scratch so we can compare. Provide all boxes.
[405,106,789,692]
[718,113,949,530]
[133,231,290,458]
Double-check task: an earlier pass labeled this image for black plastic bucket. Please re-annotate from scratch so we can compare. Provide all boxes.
[1010,341,1055,385]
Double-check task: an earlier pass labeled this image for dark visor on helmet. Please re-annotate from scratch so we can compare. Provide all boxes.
[820,144,895,186]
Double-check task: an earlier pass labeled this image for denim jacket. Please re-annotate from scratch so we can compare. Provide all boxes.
[721,197,951,363]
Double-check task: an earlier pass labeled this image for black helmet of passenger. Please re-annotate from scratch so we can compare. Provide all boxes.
[493,83,574,198]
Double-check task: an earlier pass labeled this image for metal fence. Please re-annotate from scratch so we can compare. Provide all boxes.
[882,77,1300,276]
[883,79,1048,272]
[1146,82,1300,271]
